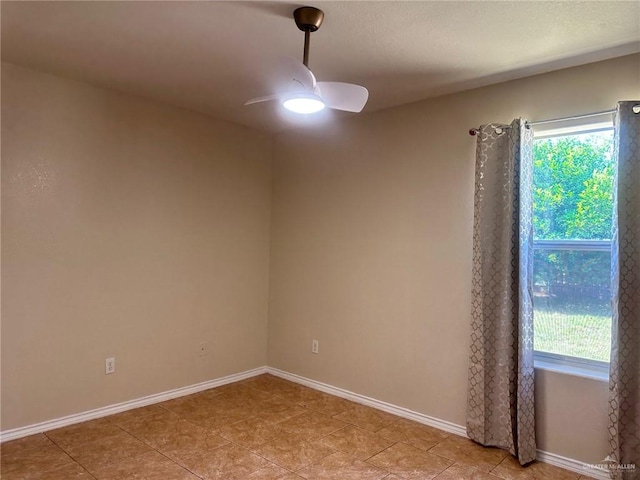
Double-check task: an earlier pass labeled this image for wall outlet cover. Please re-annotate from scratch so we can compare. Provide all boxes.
[105,357,115,375]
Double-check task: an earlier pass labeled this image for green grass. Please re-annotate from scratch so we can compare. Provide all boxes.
[534,307,611,362]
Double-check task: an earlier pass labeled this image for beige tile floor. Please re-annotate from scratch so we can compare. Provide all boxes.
[1,374,598,480]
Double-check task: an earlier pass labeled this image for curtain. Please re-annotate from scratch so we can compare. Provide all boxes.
[609,101,640,480]
[467,119,537,465]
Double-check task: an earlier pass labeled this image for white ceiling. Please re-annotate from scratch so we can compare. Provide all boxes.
[2,1,639,132]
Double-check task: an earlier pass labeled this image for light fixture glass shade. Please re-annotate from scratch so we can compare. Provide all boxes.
[282,94,325,114]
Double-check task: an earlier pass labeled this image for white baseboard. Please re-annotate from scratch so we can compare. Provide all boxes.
[266,367,467,437]
[266,367,610,480]
[537,450,611,480]
[0,366,267,443]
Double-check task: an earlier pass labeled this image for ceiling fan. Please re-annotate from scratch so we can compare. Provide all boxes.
[245,6,369,114]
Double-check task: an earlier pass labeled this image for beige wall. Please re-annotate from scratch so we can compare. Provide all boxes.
[1,63,273,430]
[268,53,640,464]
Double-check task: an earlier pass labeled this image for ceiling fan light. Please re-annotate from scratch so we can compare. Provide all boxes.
[282,93,325,114]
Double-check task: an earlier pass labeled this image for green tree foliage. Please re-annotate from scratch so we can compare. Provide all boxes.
[534,250,611,293]
[533,132,614,240]
[532,131,614,301]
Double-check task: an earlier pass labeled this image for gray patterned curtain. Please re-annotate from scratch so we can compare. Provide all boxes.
[609,101,640,480]
[467,119,537,465]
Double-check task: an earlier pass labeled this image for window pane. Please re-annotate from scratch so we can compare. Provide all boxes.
[533,130,614,241]
[533,248,611,362]
[532,128,614,364]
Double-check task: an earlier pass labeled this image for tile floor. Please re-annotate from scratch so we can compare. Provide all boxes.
[1,374,597,480]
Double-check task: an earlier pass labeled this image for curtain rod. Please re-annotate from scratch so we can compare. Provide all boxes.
[469,108,617,136]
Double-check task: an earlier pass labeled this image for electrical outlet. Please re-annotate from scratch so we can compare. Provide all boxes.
[312,339,319,354]
[199,342,207,357]
[105,357,115,375]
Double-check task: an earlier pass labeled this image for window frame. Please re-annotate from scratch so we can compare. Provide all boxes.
[534,351,610,380]
[531,122,614,381]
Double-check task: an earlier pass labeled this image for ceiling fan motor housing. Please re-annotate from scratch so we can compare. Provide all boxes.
[294,7,324,32]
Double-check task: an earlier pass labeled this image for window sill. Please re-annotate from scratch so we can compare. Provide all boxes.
[534,351,609,381]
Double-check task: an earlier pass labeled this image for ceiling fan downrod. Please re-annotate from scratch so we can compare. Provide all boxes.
[293,6,324,68]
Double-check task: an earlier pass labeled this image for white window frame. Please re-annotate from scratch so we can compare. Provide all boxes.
[531,122,614,381]
[534,351,610,380]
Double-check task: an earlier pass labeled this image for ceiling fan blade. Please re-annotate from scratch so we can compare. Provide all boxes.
[244,94,280,106]
[278,55,316,91]
[316,82,368,113]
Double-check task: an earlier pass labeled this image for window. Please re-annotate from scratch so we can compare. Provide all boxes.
[532,123,614,379]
